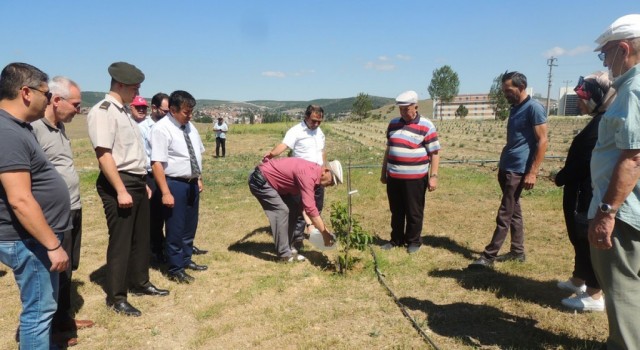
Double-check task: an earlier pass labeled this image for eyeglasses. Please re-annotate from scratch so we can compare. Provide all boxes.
[27,86,52,102]
[134,106,148,112]
[61,97,81,110]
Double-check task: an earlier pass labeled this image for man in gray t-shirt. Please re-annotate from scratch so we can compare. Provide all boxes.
[0,62,70,349]
[32,76,94,342]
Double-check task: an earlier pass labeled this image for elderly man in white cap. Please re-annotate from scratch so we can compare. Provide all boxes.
[588,14,640,350]
[248,157,341,262]
[469,72,548,269]
[380,90,440,254]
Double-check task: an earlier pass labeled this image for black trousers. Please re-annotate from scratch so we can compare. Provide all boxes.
[563,182,599,289]
[53,208,82,326]
[216,137,226,157]
[292,186,324,243]
[96,172,151,304]
[147,175,165,257]
[386,175,428,247]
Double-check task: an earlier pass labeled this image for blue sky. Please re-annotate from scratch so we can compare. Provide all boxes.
[1,1,637,101]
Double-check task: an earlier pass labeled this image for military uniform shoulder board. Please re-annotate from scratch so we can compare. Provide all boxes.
[99,101,111,110]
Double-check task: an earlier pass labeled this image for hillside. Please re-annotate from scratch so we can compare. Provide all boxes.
[80,92,394,115]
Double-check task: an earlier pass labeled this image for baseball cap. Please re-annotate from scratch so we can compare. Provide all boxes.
[395,90,418,106]
[327,160,343,185]
[131,95,148,107]
[594,14,640,51]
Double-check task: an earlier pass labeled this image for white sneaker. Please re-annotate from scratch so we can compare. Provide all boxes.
[561,293,605,312]
[557,279,587,294]
[279,254,306,263]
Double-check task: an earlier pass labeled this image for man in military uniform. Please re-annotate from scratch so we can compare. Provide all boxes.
[87,62,169,317]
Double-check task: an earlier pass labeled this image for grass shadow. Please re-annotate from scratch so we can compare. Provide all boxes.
[70,279,86,317]
[299,250,334,270]
[422,235,480,259]
[88,264,107,295]
[429,268,571,310]
[228,226,278,262]
[399,297,602,349]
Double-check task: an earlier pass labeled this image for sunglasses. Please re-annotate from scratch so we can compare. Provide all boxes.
[61,97,81,110]
[27,86,52,102]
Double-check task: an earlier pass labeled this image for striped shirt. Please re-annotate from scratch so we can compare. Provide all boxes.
[386,114,440,180]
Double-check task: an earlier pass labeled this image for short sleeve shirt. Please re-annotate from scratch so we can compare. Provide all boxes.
[31,118,81,210]
[150,114,205,179]
[282,121,325,166]
[87,94,147,175]
[499,96,547,173]
[258,157,322,217]
[589,64,640,230]
[137,117,155,172]
[213,122,228,139]
[0,110,71,240]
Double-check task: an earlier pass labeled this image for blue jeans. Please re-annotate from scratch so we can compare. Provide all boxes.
[0,237,59,350]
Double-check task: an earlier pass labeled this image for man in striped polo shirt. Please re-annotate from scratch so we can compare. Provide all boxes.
[380,90,441,254]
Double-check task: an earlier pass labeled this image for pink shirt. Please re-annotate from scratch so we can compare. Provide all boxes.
[259,157,322,217]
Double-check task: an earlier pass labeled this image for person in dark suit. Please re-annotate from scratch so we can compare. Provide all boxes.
[555,71,616,312]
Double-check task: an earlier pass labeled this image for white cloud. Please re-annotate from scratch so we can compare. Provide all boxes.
[364,61,396,71]
[292,69,316,77]
[364,53,412,71]
[544,45,592,58]
[261,71,286,78]
[396,54,412,61]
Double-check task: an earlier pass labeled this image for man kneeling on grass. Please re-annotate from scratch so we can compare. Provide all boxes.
[248,157,342,262]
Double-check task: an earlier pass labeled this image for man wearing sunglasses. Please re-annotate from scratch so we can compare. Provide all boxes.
[0,63,70,349]
[32,76,94,346]
[87,62,169,317]
[589,14,640,350]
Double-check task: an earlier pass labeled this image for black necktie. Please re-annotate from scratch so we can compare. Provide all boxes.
[181,125,201,177]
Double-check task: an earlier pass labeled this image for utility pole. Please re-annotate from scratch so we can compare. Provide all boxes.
[546,57,558,115]
[562,80,572,116]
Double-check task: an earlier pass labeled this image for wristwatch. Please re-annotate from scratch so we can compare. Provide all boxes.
[598,202,617,214]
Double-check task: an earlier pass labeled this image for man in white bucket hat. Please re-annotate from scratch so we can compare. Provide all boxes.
[249,158,341,263]
[588,14,640,350]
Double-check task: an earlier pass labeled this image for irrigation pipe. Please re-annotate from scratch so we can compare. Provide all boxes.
[369,246,441,350]
[344,148,440,349]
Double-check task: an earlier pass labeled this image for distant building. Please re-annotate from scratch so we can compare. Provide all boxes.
[432,93,495,119]
[431,88,556,120]
[558,86,580,116]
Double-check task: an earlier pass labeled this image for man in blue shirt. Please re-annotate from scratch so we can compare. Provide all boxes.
[469,71,548,268]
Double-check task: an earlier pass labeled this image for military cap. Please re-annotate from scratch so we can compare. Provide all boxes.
[108,62,145,85]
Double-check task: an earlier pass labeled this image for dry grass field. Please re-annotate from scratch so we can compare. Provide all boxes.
[0,116,608,349]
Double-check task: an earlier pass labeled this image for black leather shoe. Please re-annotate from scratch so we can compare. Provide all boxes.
[192,246,208,255]
[130,283,170,296]
[495,251,526,262]
[168,271,195,284]
[186,261,208,271]
[107,301,142,317]
[467,256,494,269]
